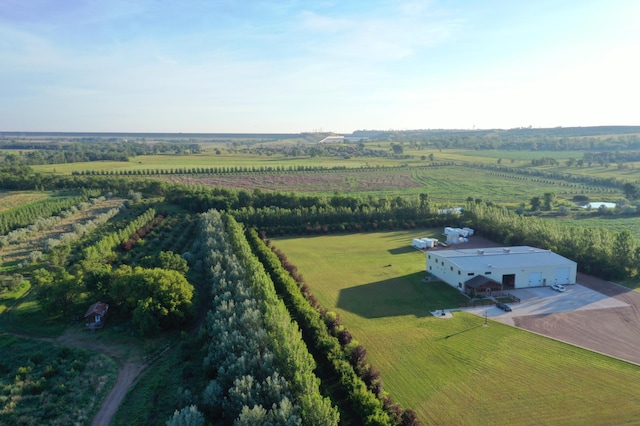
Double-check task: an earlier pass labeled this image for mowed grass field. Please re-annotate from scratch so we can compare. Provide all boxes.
[273,230,640,425]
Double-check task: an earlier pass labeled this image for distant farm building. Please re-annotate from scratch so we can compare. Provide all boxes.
[318,135,345,143]
[582,202,616,209]
[426,246,577,293]
[85,301,109,330]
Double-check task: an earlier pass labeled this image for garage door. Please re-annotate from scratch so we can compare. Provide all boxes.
[529,272,542,286]
[556,268,570,285]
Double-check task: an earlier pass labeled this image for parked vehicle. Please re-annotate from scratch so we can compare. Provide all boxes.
[551,284,566,292]
[496,302,512,312]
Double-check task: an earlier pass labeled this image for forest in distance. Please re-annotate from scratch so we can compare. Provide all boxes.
[1,126,640,425]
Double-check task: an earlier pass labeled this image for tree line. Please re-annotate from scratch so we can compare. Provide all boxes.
[178,210,339,425]
[357,127,640,151]
[246,228,420,425]
[1,140,201,166]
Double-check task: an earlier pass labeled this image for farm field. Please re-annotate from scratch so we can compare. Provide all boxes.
[273,230,640,425]
[408,149,585,164]
[26,145,634,207]
[0,191,50,213]
[2,130,640,424]
[152,165,616,205]
[0,197,124,268]
[30,151,396,174]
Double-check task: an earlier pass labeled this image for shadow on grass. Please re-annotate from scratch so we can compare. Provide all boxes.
[438,324,484,340]
[336,271,466,319]
[387,246,419,255]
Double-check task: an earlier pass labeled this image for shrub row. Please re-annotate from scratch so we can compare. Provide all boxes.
[80,207,157,265]
[0,191,99,235]
[222,213,339,424]
[120,213,165,252]
[191,211,338,424]
[245,228,420,425]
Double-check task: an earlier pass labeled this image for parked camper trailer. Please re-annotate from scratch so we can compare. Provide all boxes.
[412,237,437,250]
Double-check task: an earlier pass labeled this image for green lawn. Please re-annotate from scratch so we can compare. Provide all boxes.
[273,230,640,425]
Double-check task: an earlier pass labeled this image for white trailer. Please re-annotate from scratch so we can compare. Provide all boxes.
[413,238,438,249]
[413,238,428,249]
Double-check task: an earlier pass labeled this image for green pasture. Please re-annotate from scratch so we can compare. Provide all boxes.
[273,230,640,425]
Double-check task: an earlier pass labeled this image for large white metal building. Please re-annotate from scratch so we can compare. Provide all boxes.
[426,246,577,292]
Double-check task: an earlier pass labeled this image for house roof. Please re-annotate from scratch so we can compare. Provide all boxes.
[84,301,109,318]
[429,246,576,271]
[465,275,501,289]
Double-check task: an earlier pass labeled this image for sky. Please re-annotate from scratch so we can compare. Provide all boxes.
[1,0,639,133]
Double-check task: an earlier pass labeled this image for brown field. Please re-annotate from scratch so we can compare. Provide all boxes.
[515,274,640,365]
[154,170,422,192]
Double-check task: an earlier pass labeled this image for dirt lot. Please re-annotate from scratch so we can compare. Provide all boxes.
[514,273,640,365]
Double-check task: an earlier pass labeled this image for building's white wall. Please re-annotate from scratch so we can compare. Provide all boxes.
[427,254,470,290]
[426,252,577,290]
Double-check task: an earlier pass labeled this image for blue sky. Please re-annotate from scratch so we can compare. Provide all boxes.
[1,0,638,133]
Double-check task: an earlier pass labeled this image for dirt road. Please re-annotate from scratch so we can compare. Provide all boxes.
[52,328,147,426]
[91,362,146,426]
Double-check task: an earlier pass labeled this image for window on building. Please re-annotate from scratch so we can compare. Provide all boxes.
[468,272,475,276]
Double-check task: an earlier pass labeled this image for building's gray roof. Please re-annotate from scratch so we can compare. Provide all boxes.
[465,275,501,288]
[429,246,576,271]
